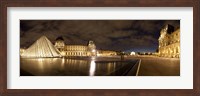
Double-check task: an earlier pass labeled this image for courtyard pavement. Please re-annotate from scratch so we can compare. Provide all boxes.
[126,56,180,76]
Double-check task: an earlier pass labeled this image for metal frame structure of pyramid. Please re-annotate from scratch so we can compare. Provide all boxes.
[21,36,61,58]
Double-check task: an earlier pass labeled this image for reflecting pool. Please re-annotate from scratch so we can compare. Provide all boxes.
[20,57,138,76]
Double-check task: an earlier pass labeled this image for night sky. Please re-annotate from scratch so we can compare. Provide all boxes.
[20,20,180,52]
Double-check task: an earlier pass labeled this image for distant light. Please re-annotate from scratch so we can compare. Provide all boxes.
[130,52,136,55]
[92,49,96,52]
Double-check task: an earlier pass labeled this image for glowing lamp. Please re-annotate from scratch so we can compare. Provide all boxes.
[92,49,96,52]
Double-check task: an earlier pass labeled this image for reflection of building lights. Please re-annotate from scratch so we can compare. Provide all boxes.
[38,58,44,70]
[38,58,43,62]
[89,60,96,76]
[61,58,65,67]
[53,58,57,62]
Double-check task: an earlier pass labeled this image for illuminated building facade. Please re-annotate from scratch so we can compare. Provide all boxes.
[97,50,117,56]
[63,45,88,56]
[158,24,180,58]
[54,37,97,57]
[54,36,65,51]
[130,51,136,55]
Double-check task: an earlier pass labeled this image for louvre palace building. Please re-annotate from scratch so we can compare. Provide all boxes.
[158,24,180,58]
[54,37,97,57]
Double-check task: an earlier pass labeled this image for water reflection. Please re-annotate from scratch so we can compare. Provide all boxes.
[38,58,44,69]
[20,58,137,76]
[89,60,96,76]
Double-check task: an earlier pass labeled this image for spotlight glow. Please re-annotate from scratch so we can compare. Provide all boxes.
[89,60,96,76]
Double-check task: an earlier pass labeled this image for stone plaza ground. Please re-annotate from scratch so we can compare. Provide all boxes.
[73,55,180,76]
[126,55,180,76]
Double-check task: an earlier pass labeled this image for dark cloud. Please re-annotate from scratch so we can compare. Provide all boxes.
[20,20,180,52]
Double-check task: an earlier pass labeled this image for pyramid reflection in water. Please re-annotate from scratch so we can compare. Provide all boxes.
[21,36,61,58]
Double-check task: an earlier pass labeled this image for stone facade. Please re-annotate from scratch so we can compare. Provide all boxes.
[54,36,65,51]
[158,24,180,58]
[54,37,97,57]
[97,50,117,56]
